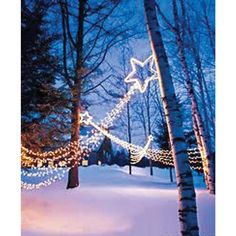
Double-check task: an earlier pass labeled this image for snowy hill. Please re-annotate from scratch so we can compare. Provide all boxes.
[22,165,215,236]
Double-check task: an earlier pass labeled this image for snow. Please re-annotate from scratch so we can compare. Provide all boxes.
[22,165,215,236]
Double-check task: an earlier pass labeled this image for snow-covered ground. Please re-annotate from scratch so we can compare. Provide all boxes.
[22,165,215,236]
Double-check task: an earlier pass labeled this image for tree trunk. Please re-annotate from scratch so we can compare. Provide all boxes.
[179,0,215,136]
[146,86,153,176]
[183,6,215,139]
[169,167,173,182]
[66,94,80,189]
[192,111,207,186]
[67,0,86,189]
[60,1,80,189]
[144,0,199,235]
[172,0,215,194]
[126,84,132,175]
[201,0,215,58]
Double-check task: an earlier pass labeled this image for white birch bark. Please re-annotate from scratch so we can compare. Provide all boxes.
[184,9,215,151]
[143,0,199,235]
[192,111,208,185]
[172,0,215,194]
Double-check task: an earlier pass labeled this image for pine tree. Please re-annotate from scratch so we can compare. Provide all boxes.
[21,0,66,150]
[98,134,113,165]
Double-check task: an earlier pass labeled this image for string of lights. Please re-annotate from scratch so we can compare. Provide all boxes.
[21,170,67,190]
[82,114,203,167]
[21,84,137,163]
[21,166,67,177]
[21,55,204,190]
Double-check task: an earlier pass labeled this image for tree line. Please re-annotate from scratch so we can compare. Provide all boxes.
[21,1,215,235]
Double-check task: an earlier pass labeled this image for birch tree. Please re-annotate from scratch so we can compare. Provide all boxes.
[154,0,215,194]
[171,0,215,194]
[181,0,215,138]
[199,0,215,58]
[144,0,199,235]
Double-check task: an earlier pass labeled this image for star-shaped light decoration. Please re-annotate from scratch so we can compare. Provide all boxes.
[80,111,93,125]
[124,55,158,93]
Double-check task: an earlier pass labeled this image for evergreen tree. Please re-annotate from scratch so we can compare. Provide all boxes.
[154,121,170,150]
[21,0,66,150]
[98,135,113,165]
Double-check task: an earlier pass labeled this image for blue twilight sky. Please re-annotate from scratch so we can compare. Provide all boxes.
[32,0,215,150]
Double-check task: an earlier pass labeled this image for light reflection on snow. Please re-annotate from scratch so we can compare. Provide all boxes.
[22,196,131,235]
[107,186,177,198]
[21,166,214,236]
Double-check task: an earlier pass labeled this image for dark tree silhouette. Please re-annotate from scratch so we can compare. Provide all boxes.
[21,0,67,150]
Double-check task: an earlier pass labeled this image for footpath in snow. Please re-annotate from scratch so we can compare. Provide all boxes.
[22,165,215,236]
